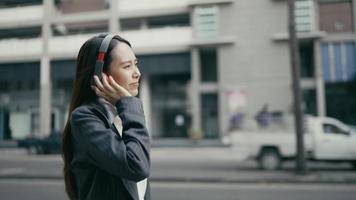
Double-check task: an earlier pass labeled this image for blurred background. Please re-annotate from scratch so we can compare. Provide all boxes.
[0,0,355,200]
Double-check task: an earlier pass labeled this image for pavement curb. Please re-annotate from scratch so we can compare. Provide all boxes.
[1,175,356,184]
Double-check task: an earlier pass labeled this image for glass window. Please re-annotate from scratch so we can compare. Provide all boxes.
[299,42,314,78]
[323,123,347,135]
[321,41,355,83]
[121,18,141,31]
[0,26,41,39]
[150,74,191,138]
[52,21,108,36]
[147,14,190,28]
[0,0,42,8]
[200,48,217,82]
[0,81,9,92]
[201,93,219,138]
[319,1,354,33]
[303,89,316,115]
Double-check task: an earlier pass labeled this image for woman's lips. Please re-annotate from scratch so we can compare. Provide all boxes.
[130,83,139,87]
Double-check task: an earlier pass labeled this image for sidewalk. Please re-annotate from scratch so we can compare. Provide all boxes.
[0,147,356,184]
[150,147,356,184]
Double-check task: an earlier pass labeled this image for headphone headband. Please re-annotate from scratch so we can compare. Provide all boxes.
[91,34,115,86]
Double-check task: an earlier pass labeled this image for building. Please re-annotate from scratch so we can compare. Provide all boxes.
[0,0,355,141]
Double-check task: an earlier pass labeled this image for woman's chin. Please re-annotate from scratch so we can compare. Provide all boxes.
[130,89,139,96]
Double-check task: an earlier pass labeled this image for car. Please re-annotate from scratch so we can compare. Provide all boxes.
[18,130,62,154]
[226,116,356,170]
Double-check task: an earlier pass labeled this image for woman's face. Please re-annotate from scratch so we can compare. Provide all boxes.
[108,42,141,96]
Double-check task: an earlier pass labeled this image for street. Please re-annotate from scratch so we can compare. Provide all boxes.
[1,147,356,199]
[0,179,355,200]
[0,148,355,182]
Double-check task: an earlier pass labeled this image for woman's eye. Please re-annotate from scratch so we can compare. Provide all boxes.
[123,65,130,69]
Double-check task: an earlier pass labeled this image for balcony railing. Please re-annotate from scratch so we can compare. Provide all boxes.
[118,0,190,12]
[193,5,219,39]
[295,0,316,32]
[0,26,192,60]
[0,5,43,26]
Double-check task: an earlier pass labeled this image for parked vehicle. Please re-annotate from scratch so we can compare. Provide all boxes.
[225,116,356,170]
[18,130,62,154]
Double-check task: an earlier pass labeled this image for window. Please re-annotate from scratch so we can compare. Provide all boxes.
[0,26,41,39]
[147,14,190,28]
[319,1,354,33]
[201,93,219,138]
[200,48,218,82]
[121,18,141,31]
[303,89,316,115]
[0,0,42,8]
[194,6,219,39]
[52,21,108,36]
[55,79,73,91]
[0,81,9,92]
[299,41,314,78]
[321,41,356,83]
[150,74,191,138]
[323,123,348,135]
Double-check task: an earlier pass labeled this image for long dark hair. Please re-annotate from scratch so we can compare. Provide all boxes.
[61,34,131,200]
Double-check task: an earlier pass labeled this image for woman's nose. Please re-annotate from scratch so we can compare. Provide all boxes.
[133,67,141,78]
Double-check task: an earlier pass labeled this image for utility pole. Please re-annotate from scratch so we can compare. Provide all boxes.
[288,0,307,174]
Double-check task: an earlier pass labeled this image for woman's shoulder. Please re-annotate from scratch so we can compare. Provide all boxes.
[71,103,94,117]
[71,101,108,124]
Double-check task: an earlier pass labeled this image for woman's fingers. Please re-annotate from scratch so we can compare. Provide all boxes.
[102,73,115,93]
[91,85,106,98]
[94,75,105,91]
[94,74,115,98]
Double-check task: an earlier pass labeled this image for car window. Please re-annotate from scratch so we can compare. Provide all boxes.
[323,123,347,135]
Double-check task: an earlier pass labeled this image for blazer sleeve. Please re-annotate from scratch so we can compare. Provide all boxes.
[70,96,150,182]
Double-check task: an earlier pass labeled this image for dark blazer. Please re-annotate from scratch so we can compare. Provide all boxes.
[70,96,151,200]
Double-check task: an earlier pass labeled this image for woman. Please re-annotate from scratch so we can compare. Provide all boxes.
[62,33,151,200]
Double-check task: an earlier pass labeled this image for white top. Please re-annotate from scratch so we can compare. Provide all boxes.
[98,97,147,200]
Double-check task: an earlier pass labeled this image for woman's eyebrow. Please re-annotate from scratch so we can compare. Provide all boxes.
[118,58,138,65]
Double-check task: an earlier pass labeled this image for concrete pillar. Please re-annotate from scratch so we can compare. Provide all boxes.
[313,1,326,117]
[141,19,148,30]
[140,77,152,137]
[353,0,356,33]
[39,0,53,137]
[109,0,120,33]
[190,4,201,132]
[353,0,356,47]
[190,48,201,131]
[217,48,227,137]
[314,40,326,117]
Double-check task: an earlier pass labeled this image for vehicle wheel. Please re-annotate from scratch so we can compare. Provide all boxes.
[27,146,43,155]
[27,146,38,155]
[36,146,44,154]
[258,148,282,170]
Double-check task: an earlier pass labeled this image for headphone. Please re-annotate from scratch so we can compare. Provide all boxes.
[91,33,115,86]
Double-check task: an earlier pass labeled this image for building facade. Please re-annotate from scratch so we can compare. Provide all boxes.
[0,0,355,141]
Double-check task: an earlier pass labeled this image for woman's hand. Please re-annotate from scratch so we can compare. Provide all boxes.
[91,73,131,105]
